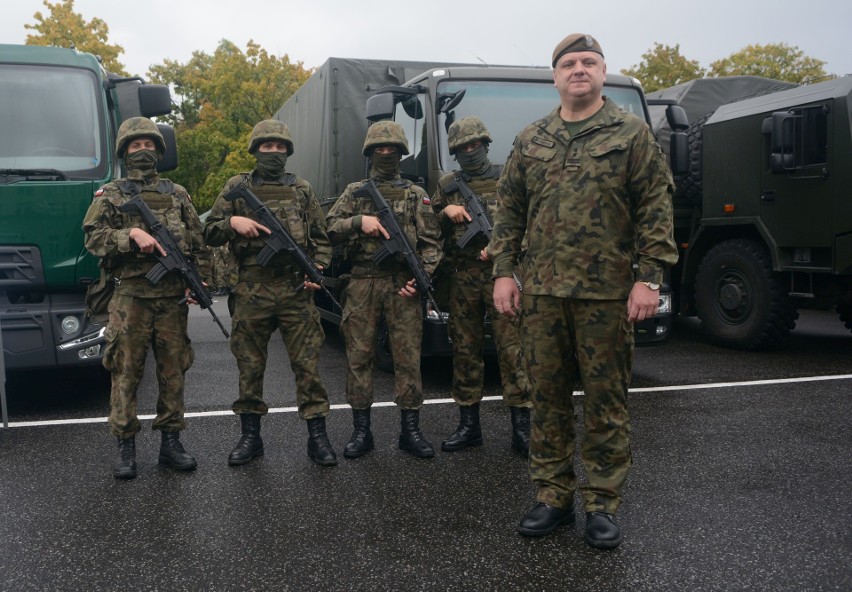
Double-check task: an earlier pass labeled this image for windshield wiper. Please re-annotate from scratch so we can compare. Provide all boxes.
[0,168,70,182]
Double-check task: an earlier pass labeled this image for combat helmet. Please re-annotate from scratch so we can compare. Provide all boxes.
[115,117,166,158]
[362,120,410,156]
[248,119,295,155]
[447,116,492,155]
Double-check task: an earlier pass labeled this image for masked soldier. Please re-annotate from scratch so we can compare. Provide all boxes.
[83,116,209,479]
[204,119,337,467]
[431,116,532,454]
[326,120,442,459]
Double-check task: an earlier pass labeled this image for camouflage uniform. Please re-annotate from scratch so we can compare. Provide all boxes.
[326,120,442,459]
[491,99,678,513]
[204,171,332,420]
[82,121,208,441]
[326,177,441,409]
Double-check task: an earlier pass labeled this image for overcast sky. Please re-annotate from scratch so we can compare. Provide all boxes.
[3,0,850,80]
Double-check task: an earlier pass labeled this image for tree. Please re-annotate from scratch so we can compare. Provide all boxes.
[621,43,705,92]
[148,40,313,211]
[708,42,826,83]
[24,0,128,76]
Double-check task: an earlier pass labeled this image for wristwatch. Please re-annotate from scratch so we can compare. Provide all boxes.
[638,281,660,291]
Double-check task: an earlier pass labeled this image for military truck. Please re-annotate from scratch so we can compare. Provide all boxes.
[650,75,852,348]
[0,44,174,370]
[275,58,685,367]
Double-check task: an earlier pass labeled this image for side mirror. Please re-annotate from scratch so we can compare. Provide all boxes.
[366,93,395,122]
[764,111,796,173]
[669,131,688,176]
[666,105,689,132]
[156,123,178,172]
[138,85,172,118]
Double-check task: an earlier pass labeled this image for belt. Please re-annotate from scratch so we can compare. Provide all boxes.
[238,266,301,282]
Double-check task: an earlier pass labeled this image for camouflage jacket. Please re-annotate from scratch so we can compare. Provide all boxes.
[203,171,332,270]
[490,99,678,299]
[432,164,502,266]
[82,170,209,298]
[326,176,442,276]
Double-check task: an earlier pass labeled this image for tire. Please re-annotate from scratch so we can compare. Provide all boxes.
[695,239,798,350]
[375,317,394,373]
[678,111,713,204]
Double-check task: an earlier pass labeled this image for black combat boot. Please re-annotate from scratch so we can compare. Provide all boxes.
[113,437,137,480]
[398,409,435,458]
[584,512,622,549]
[158,431,198,471]
[307,416,337,466]
[343,408,374,459]
[510,406,531,455]
[228,413,264,466]
[441,403,483,452]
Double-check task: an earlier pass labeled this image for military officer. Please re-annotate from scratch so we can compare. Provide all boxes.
[204,119,337,467]
[326,121,442,459]
[490,34,678,548]
[83,116,208,479]
[431,116,532,454]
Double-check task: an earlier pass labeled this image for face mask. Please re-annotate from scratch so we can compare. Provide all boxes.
[456,145,490,175]
[255,151,288,179]
[125,149,158,173]
[370,152,401,180]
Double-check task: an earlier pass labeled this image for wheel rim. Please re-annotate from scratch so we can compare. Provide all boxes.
[715,268,753,325]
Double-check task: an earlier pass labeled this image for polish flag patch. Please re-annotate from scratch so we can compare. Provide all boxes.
[94,188,104,197]
[422,196,431,205]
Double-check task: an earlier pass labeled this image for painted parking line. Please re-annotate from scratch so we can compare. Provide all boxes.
[2,373,851,429]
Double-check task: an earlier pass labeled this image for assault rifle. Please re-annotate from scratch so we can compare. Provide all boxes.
[353,179,442,315]
[223,182,342,311]
[118,193,230,338]
[444,176,493,249]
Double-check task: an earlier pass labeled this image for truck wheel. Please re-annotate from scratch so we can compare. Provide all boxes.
[679,112,713,203]
[375,317,394,373]
[695,239,797,349]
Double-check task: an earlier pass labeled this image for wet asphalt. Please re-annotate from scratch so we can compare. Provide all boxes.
[0,304,850,591]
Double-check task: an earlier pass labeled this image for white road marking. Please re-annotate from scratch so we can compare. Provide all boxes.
[2,374,850,429]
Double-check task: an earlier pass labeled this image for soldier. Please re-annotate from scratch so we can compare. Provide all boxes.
[83,116,208,480]
[204,119,337,467]
[491,34,678,548]
[326,121,442,459]
[431,116,532,454]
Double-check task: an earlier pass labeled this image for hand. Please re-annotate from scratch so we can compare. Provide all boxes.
[399,278,419,298]
[478,248,490,262]
[230,216,271,238]
[184,287,199,306]
[360,216,390,239]
[129,227,167,257]
[444,204,471,224]
[302,265,325,291]
[493,276,520,318]
[627,282,660,322]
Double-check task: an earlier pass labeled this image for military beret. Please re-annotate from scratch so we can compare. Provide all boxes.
[551,33,604,67]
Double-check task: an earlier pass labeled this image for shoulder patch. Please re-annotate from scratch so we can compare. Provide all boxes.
[422,195,431,205]
[94,188,104,197]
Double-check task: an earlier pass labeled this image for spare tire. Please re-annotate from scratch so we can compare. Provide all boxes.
[678,111,714,204]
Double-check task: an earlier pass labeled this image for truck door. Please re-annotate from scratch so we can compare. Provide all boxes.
[759,101,834,260]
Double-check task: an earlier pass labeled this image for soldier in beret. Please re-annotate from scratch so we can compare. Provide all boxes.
[490,33,678,548]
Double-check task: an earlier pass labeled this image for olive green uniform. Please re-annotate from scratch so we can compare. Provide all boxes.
[491,99,678,513]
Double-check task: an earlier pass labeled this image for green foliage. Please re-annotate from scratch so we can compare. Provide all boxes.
[708,42,827,83]
[620,43,705,92]
[148,40,312,212]
[24,0,128,76]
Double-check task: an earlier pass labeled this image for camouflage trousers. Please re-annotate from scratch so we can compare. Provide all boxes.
[521,295,634,514]
[448,265,531,408]
[102,292,193,438]
[341,273,423,409]
[229,277,330,420]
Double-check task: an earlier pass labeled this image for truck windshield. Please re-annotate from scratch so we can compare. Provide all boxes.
[0,64,106,179]
[435,80,646,171]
